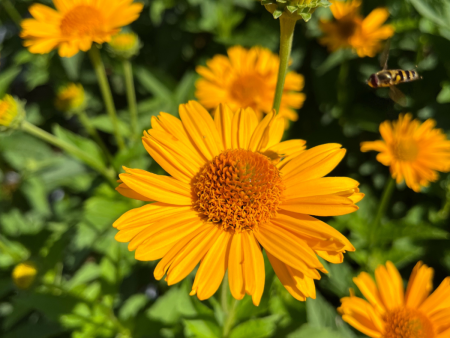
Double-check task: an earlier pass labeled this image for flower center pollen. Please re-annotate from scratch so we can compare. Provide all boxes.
[193,149,284,232]
[384,308,434,338]
[393,139,419,161]
[60,5,103,37]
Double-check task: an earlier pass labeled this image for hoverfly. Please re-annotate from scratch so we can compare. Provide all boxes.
[367,40,420,106]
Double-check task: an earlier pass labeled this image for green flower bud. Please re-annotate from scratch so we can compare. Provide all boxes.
[261,0,331,21]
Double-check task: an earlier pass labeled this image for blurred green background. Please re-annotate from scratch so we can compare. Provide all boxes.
[1,0,450,337]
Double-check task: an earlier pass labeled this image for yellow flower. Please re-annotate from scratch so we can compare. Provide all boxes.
[319,0,394,57]
[0,95,24,129]
[20,0,144,58]
[339,261,450,338]
[12,262,37,289]
[361,113,450,192]
[107,31,141,59]
[113,101,363,305]
[195,46,306,124]
[55,83,86,112]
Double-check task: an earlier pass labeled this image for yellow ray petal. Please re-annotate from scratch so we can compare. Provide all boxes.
[153,224,214,281]
[242,232,265,306]
[265,139,306,162]
[353,272,386,315]
[280,195,358,216]
[315,250,343,264]
[256,223,326,276]
[405,261,434,308]
[284,177,359,200]
[179,101,222,160]
[374,263,403,311]
[119,168,192,205]
[191,230,233,300]
[419,277,450,316]
[214,104,235,150]
[116,182,152,201]
[231,107,259,150]
[228,232,245,300]
[166,225,222,285]
[273,211,353,252]
[248,112,274,152]
[281,144,345,181]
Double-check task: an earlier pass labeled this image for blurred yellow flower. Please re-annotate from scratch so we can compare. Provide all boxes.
[12,262,37,289]
[113,101,362,305]
[20,0,144,57]
[361,113,450,192]
[55,83,86,112]
[0,95,24,129]
[107,31,141,59]
[339,261,450,338]
[195,46,306,124]
[319,0,394,57]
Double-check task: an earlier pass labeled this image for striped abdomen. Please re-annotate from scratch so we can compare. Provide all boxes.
[368,70,420,88]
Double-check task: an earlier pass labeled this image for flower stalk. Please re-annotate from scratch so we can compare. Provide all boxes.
[1,0,22,28]
[272,16,298,114]
[21,121,116,186]
[122,59,139,142]
[371,176,395,244]
[88,46,126,151]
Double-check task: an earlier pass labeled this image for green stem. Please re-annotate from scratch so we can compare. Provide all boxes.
[272,16,298,114]
[122,59,139,142]
[371,177,396,244]
[21,121,116,186]
[88,46,126,151]
[75,110,116,171]
[221,275,238,338]
[2,0,22,28]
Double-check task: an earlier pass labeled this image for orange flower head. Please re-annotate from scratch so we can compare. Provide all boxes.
[113,101,363,305]
[319,0,394,57]
[361,113,450,192]
[20,0,144,57]
[339,261,450,338]
[195,46,306,125]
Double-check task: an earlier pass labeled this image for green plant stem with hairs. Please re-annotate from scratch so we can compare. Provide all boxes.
[122,59,139,142]
[21,121,116,186]
[220,274,239,338]
[272,16,298,114]
[75,110,116,172]
[371,177,396,245]
[88,46,126,151]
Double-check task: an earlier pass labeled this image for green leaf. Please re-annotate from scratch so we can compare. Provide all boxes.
[146,287,182,324]
[60,53,84,81]
[3,321,64,338]
[229,315,279,338]
[66,262,101,290]
[0,67,21,97]
[90,115,131,137]
[409,0,450,30]
[119,294,148,321]
[287,324,346,338]
[52,125,106,169]
[437,81,450,103]
[306,291,337,329]
[134,67,173,102]
[183,319,221,338]
[316,49,357,75]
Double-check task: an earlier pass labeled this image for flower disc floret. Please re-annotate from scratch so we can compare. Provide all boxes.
[384,308,434,338]
[194,149,284,232]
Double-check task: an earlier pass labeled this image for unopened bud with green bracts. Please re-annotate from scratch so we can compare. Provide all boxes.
[261,0,331,21]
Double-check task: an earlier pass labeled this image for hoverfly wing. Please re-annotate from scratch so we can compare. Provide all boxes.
[389,86,408,107]
[379,39,391,70]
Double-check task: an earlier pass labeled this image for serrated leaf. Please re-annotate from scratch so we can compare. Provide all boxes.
[229,315,279,338]
[183,319,221,338]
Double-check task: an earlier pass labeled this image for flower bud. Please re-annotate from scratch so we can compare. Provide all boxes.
[12,262,37,289]
[0,95,25,131]
[261,0,331,21]
[55,83,86,113]
[107,31,142,59]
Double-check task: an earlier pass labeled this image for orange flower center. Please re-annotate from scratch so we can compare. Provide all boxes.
[60,5,104,37]
[384,308,434,338]
[393,138,419,161]
[193,149,284,233]
[229,74,266,110]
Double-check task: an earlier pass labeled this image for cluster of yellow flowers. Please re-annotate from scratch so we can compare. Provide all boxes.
[1,0,449,337]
